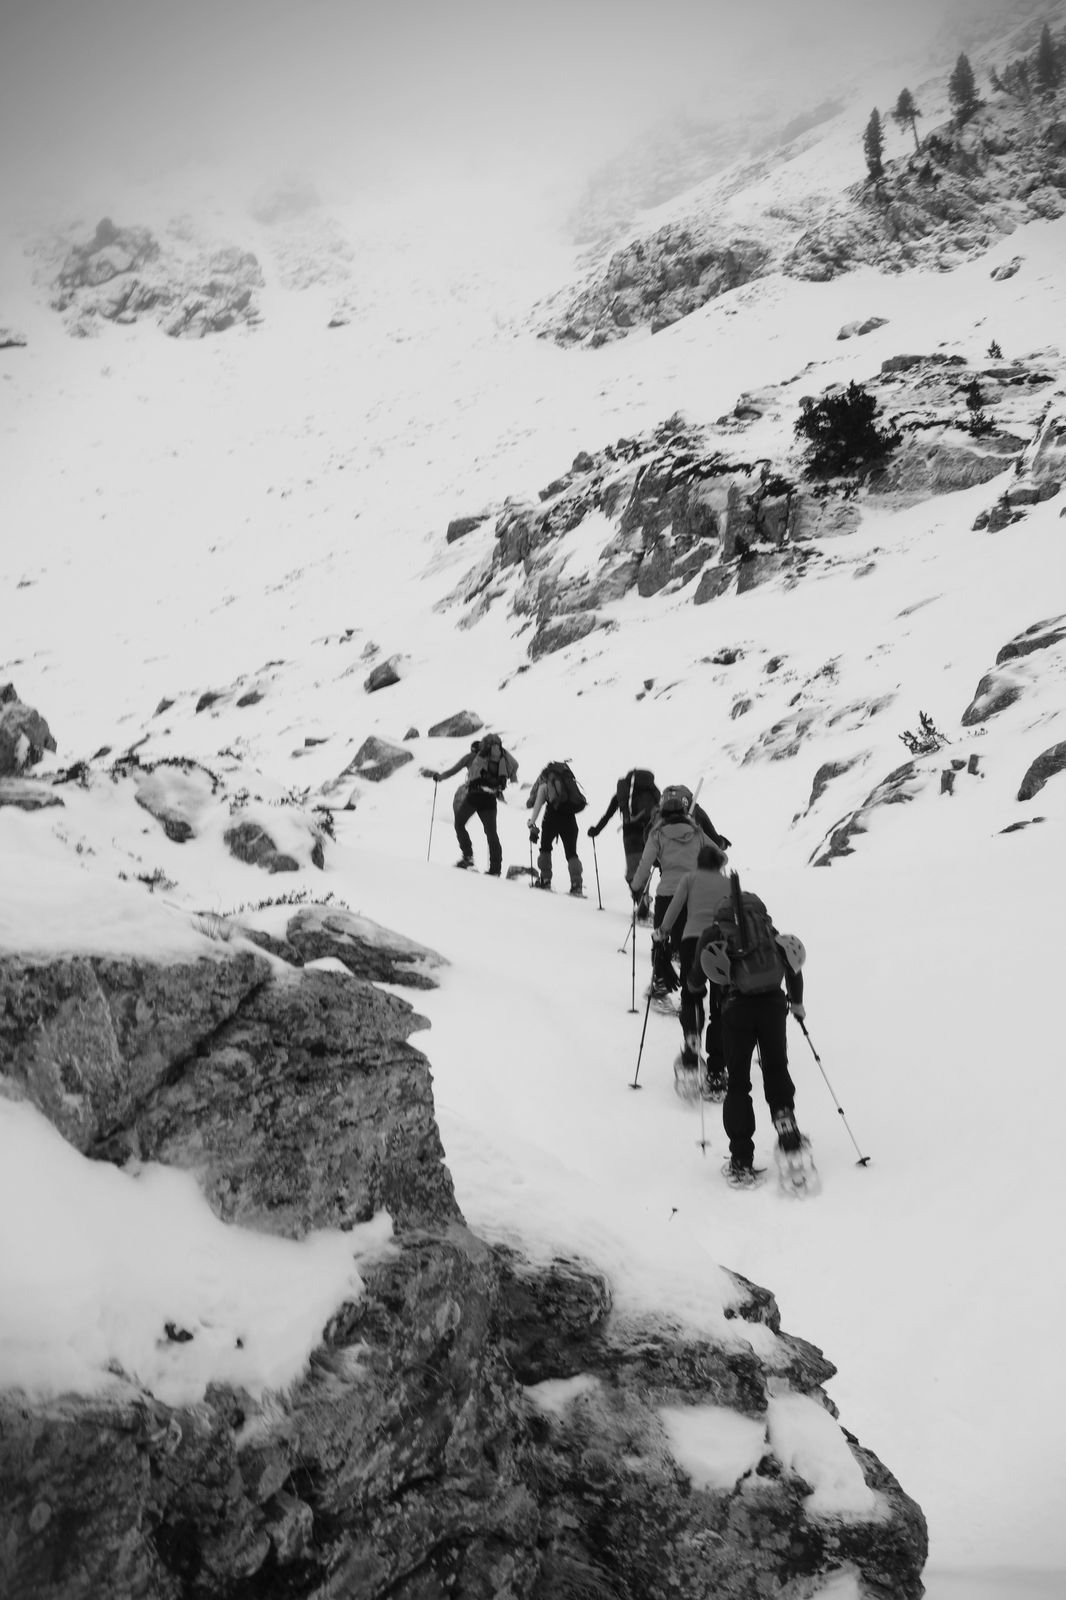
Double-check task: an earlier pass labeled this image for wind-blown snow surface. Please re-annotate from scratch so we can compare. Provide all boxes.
[3,167,1066,1598]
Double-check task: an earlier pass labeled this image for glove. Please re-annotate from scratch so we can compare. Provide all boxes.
[587,824,599,838]
[631,887,643,904]
[651,928,667,945]
[528,823,539,842]
[790,1002,806,1022]
[718,835,732,850]
[420,768,440,781]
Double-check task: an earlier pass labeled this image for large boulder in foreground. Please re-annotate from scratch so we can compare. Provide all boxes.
[0,914,928,1600]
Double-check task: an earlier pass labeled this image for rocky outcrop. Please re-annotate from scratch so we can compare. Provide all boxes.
[811,761,930,866]
[364,655,405,693]
[130,758,221,843]
[959,615,1066,725]
[428,710,484,738]
[0,778,64,811]
[544,59,1066,346]
[45,217,263,338]
[0,684,57,775]
[336,736,414,785]
[224,820,301,873]
[0,918,928,1600]
[1017,741,1066,801]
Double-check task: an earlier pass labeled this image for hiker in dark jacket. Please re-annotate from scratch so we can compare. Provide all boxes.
[587,767,660,919]
[630,785,715,1000]
[693,891,808,1188]
[423,733,518,875]
[528,762,584,895]
[656,843,732,1082]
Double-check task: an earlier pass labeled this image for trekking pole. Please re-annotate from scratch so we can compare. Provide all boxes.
[427,780,438,862]
[619,914,633,955]
[628,904,638,1013]
[528,836,535,888]
[630,987,653,1089]
[796,1019,871,1166]
[592,836,603,911]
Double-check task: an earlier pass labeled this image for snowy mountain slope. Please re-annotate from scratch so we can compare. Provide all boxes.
[3,58,1066,1600]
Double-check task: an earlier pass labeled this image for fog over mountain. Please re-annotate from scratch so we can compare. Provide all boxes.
[0,0,1036,218]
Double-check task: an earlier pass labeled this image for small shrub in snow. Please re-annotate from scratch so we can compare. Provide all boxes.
[987,340,1003,359]
[899,712,949,756]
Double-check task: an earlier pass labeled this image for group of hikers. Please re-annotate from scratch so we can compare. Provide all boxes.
[422,735,811,1190]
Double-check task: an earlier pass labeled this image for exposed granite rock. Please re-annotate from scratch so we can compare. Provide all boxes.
[0,326,28,348]
[995,615,1066,665]
[428,710,484,738]
[0,949,268,1151]
[364,655,405,693]
[47,217,263,338]
[795,755,869,822]
[1017,741,1066,801]
[961,667,1026,725]
[811,761,929,865]
[224,820,300,873]
[837,316,888,339]
[446,514,489,543]
[0,919,928,1600]
[242,905,444,992]
[528,612,604,660]
[0,686,57,775]
[339,736,414,783]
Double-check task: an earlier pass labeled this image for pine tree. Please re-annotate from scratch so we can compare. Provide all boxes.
[795,382,902,478]
[892,88,922,152]
[1035,23,1061,92]
[949,52,981,124]
[964,378,994,437]
[863,108,885,180]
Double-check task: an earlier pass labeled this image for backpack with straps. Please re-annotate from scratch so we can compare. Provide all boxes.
[618,768,659,825]
[710,875,786,995]
[543,761,587,812]
[468,735,514,792]
[659,783,693,819]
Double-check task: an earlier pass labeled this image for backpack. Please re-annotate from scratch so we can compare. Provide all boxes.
[543,761,587,812]
[659,784,693,819]
[469,735,515,791]
[710,877,786,995]
[618,768,659,825]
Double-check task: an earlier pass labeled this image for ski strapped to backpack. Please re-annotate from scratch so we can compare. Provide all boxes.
[468,735,516,792]
[706,870,787,995]
[543,761,587,812]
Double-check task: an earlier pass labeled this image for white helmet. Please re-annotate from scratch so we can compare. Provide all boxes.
[776,932,806,973]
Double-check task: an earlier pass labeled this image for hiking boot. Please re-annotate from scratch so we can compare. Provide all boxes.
[486,865,501,877]
[773,1108,802,1154]
[455,856,475,870]
[568,885,585,897]
[723,1159,765,1189]
[532,877,552,890]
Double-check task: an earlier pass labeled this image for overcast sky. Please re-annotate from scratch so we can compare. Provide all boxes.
[0,0,1033,217]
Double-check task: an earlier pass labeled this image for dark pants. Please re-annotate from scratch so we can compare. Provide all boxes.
[679,938,724,1075]
[622,825,650,915]
[455,789,501,872]
[721,990,796,1168]
[652,894,683,988]
[538,806,582,890]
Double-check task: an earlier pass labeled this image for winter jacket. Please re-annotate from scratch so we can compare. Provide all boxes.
[660,868,732,940]
[630,815,712,899]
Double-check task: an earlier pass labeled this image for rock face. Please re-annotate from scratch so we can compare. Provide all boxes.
[0,916,928,1600]
[224,820,301,873]
[543,54,1066,346]
[0,684,57,775]
[428,710,484,738]
[1018,740,1066,801]
[45,217,263,338]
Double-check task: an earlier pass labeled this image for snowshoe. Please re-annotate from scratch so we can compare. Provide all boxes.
[772,1110,820,1197]
[722,1159,767,1190]
[701,1070,727,1104]
[673,1054,701,1105]
[773,1137,821,1198]
[568,886,586,898]
[531,878,552,891]
[455,856,476,871]
[646,984,679,1016]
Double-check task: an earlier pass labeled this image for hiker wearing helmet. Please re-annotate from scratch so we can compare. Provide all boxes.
[656,842,732,1092]
[693,875,810,1190]
[527,760,586,895]
[586,767,660,920]
[423,733,518,875]
[630,784,719,1002]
